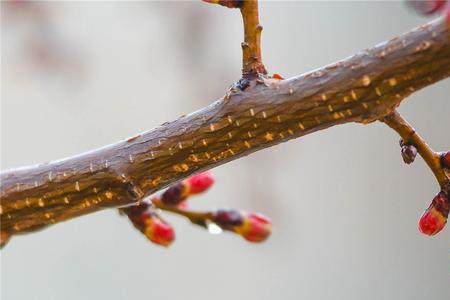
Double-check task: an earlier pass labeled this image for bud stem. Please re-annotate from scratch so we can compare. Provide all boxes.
[381,110,449,193]
[153,198,214,228]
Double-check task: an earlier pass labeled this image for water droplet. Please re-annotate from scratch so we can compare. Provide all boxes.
[207,222,223,235]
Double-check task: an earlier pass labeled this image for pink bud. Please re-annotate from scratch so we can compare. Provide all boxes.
[144,214,175,247]
[184,171,214,195]
[236,212,272,242]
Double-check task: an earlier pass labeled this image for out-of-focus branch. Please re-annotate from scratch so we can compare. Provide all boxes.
[1,18,449,243]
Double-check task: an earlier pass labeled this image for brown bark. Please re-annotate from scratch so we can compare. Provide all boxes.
[1,18,449,243]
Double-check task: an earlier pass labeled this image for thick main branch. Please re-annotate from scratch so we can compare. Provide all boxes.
[1,18,449,241]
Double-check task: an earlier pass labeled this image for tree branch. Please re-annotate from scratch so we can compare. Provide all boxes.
[1,18,449,242]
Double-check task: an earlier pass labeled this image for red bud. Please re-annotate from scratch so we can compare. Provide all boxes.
[236,212,272,242]
[184,171,214,195]
[419,207,447,235]
[418,192,449,236]
[144,214,175,247]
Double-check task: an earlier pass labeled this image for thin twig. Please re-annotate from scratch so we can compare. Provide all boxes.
[239,0,266,78]
[152,198,214,228]
[203,0,267,78]
[381,110,449,192]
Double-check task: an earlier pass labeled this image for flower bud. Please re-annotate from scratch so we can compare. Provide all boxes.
[401,144,417,164]
[213,209,243,229]
[184,171,214,195]
[418,191,449,236]
[144,214,175,247]
[440,151,450,169]
[236,212,272,242]
[419,207,447,236]
[161,183,187,205]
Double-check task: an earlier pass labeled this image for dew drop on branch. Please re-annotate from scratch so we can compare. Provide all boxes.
[207,222,223,235]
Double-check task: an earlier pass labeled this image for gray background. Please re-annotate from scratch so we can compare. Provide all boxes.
[1,1,449,300]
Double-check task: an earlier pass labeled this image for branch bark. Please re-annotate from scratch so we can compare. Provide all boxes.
[1,18,449,242]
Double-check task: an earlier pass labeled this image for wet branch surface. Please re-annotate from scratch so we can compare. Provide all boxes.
[1,18,449,241]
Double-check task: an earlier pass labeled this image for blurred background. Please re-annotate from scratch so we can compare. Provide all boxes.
[1,1,449,300]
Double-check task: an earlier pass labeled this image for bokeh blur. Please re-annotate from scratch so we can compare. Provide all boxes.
[1,1,449,300]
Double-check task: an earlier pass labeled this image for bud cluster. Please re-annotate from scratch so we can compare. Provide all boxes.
[123,171,273,247]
